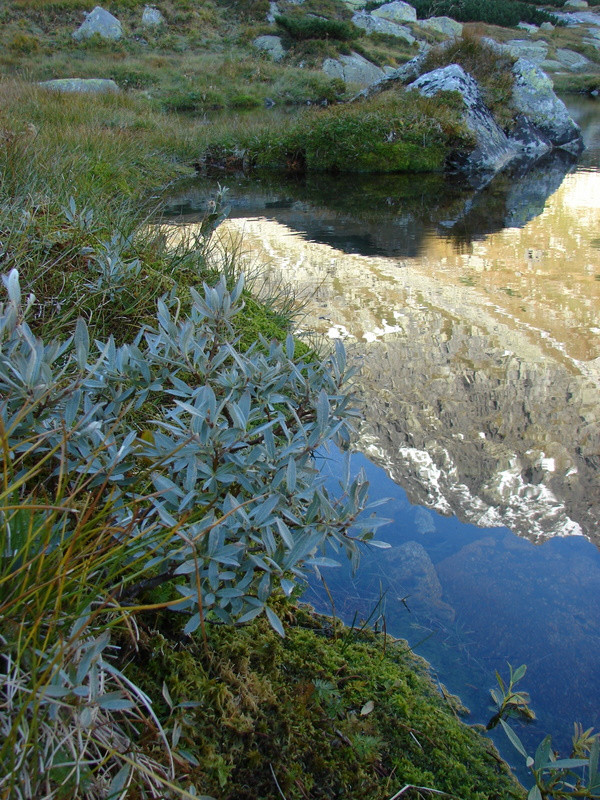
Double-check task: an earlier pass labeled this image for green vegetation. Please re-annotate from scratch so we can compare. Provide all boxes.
[488,666,600,799]
[126,608,525,800]
[275,14,359,42]
[404,0,561,27]
[240,90,472,172]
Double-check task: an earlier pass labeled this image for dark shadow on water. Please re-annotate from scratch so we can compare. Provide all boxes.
[164,148,578,256]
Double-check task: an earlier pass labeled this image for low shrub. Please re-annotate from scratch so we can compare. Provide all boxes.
[370,0,561,27]
[246,90,471,173]
[276,14,359,42]
[8,32,40,52]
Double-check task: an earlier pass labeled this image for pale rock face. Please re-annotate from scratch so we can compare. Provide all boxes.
[371,1,417,23]
[407,64,519,175]
[506,39,549,64]
[511,58,582,148]
[322,52,384,86]
[253,35,285,61]
[72,6,122,40]
[39,78,119,93]
[351,11,416,44]
[416,16,462,38]
[141,6,164,27]
[554,47,592,71]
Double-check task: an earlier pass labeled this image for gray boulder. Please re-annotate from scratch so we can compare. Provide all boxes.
[323,52,384,86]
[141,6,164,27]
[554,47,592,71]
[506,38,548,64]
[517,22,538,33]
[253,34,285,61]
[38,78,119,93]
[565,0,588,8]
[372,1,416,23]
[416,16,462,38]
[73,6,122,40]
[512,58,582,149]
[352,11,416,44]
[407,64,518,175]
[540,21,555,31]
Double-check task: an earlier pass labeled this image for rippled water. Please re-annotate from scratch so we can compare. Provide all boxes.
[164,95,600,774]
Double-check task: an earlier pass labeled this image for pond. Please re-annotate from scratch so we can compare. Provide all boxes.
[163,94,600,777]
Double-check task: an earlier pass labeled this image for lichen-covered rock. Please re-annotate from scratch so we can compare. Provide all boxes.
[323,52,384,86]
[416,16,463,38]
[38,78,120,93]
[141,6,164,27]
[253,34,285,61]
[72,6,122,40]
[554,47,592,71]
[351,11,416,44]
[407,64,518,175]
[371,1,416,24]
[512,58,582,149]
[506,38,548,64]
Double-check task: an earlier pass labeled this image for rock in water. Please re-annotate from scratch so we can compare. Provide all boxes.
[407,64,518,176]
[73,6,122,40]
[387,540,455,622]
[511,58,582,150]
[39,78,120,93]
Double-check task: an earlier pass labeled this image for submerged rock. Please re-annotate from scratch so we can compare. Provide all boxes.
[323,52,384,86]
[386,540,455,622]
[73,6,122,40]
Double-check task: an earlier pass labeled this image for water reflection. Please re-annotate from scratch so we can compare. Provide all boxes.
[163,95,600,769]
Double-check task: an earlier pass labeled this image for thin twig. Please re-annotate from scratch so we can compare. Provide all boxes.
[270,763,289,800]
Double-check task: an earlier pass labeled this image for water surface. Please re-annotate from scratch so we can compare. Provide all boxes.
[164,94,600,771]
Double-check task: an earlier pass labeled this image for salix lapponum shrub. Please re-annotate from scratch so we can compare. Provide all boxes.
[0,267,386,796]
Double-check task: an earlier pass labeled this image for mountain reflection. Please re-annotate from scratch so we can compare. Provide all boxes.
[163,116,600,549]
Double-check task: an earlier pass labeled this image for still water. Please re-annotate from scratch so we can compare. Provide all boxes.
[165,95,600,773]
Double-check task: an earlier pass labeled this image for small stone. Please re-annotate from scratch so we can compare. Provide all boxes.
[141,6,164,27]
[73,6,122,40]
[540,21,555,31]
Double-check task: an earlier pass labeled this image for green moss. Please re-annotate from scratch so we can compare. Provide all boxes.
[127,606,524,800]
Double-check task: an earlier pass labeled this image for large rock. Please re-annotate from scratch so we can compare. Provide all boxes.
[372,1,416,23]
[511,58,582,149]
[416,16,462,38]
[565,0,588,8]
[553,47,592,71]
[351,12,416,44]
[323,52,384,86]
[506,38,548,64]
[385,540,455,622]
[253,34,285,61]
[38,78,119,93]
[141,6,164,27]
[73,6,122,40]
[407,64,518,175]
